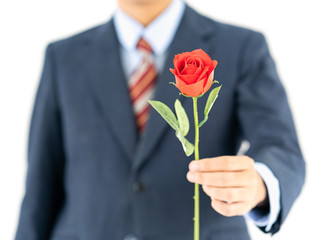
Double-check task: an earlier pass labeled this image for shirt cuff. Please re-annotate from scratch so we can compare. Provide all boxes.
[245,162,281,232]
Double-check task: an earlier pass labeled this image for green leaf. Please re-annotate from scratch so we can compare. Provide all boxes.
[199,85,222,128]
[176,131,194,156]
[174,99,190,137]
[204,85,222,116]
[148,100,179,131]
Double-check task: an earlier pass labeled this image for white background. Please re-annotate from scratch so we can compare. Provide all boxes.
[0,0,325,239]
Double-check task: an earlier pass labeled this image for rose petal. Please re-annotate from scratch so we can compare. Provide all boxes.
[179,77,207,97]
[175,75,188,89]
[208,60,218,73]
[173,54,180,69]
[178,67,208,84]
[197,66,209,83]
[177,52,191,67]
[186,56,200,68]
[191,49,212,67]
[181,67,198,75]
[178,75,199,84]
[191,49,218,74]
[175,58,185,74]
[212,60,218,69]
[194,65,204,76]
[203,70,214,93]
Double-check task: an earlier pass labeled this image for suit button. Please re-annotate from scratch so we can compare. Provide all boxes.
[132,182,146,192]
[123,234,138,240]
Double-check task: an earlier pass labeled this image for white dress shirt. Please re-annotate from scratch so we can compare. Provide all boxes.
[113,0,280,232]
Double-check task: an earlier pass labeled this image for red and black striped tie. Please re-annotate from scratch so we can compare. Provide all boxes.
[129,38,157,133]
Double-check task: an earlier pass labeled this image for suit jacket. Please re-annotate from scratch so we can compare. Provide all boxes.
[15,5,305,240]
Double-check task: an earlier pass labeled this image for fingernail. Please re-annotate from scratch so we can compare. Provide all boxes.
[187,172,195,182]
[189,162,200,171]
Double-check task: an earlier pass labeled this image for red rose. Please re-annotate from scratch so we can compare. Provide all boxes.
[170,49,218,97]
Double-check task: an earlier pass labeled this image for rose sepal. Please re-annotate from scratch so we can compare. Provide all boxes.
[179,92,205,99]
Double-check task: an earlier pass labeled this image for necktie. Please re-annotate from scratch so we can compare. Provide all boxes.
[129,38,157,133]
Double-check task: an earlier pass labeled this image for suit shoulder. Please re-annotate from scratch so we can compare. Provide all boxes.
[209,17,264,42]
[189,7,265,45]
[47,21,111,53]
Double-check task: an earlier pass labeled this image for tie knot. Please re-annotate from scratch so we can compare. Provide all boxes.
[137,38,153,53]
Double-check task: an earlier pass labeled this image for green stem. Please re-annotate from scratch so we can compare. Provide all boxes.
[193,97,200,240]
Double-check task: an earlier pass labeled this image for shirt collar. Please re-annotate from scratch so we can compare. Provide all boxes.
[113,0,185,56]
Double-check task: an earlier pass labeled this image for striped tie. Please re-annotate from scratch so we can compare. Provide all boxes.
[129,38,157,133]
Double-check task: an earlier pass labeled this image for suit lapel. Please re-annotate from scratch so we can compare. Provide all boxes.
[86,21,137,161]
[133,6,216,170]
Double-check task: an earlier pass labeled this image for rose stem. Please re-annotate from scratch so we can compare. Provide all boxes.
[193,97,200,240]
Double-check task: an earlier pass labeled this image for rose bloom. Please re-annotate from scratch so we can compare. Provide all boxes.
[170,49,218,97]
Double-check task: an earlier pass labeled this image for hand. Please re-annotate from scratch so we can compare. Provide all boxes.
[186,156,267,217]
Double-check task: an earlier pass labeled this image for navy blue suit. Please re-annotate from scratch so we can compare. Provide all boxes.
[16,5,305,240]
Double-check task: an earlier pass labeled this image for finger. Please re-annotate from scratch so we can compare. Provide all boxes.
[189,156,254,173]
[202,185,249,203]
[187,171,249,187]
[202,184,210,195]
[211,199,250,217]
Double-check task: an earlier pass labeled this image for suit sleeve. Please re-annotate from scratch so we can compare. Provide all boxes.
[236,32,306,234]
[15,44,65,240]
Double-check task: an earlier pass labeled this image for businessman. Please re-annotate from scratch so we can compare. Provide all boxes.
[15,0,305,239]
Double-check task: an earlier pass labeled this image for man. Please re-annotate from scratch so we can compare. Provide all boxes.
[15,0,305,239]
